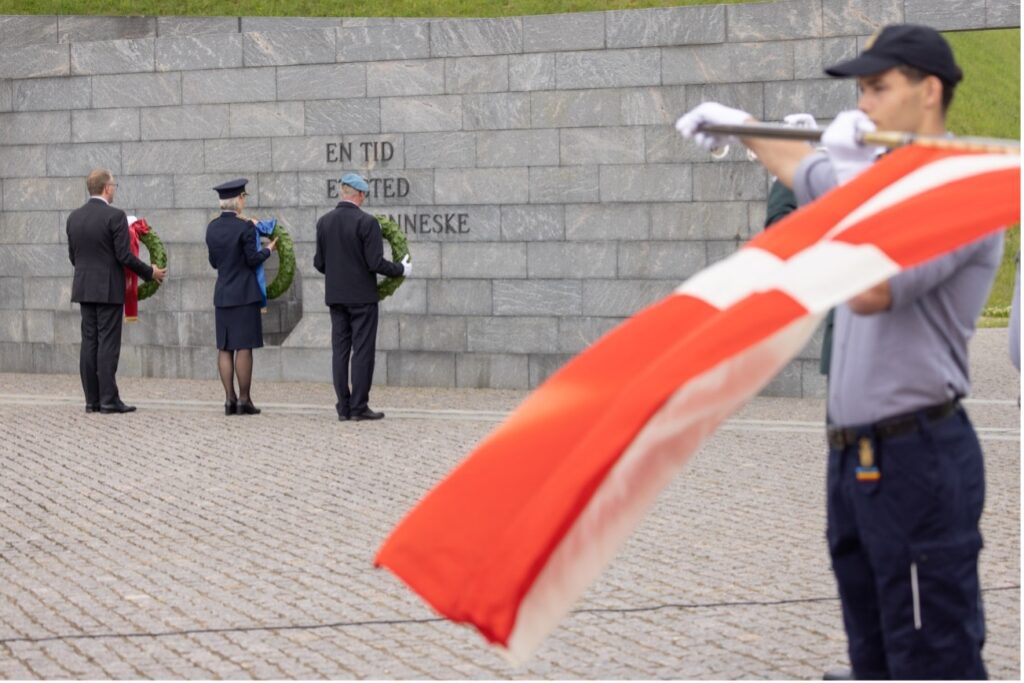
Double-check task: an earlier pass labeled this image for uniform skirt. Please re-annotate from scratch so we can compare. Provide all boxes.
[215,303,264,351]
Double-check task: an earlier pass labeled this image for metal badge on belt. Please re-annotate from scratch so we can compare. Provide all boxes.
[856,437,881,482]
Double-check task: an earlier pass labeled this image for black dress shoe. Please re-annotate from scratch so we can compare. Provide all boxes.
[85,403,100,413]
[225,400,238,416]
[338,414,349,421]
[99,401,136,414]
[351,409,384,421]
[237,400,261,415]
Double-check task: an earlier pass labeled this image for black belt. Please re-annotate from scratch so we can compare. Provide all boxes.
[827,399,962,450]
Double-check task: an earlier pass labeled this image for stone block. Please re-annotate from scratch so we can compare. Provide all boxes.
[0,79,10,112]
[621,86,688,126]
[765,79,857,120]
[304,98,381,135]
[476,129,558,168]
[529,353,573,387]
[123,311,181,347]
[565,204,649,241]
[163,243,214,277]
[156,16,241,36]
[693,162,769,201]
[645,125,732,163]
[0,16,58,49]
[509,53,555,91]
[176,311,215,347]
[663,42,793,85]
[397,314,467,351]
[530,166,599,204]
[523,12,604,52]
[0,310,23,342]
[0,111,70,145]
[92,72,180,108]
[462,92,531,130]
[58,16,156,42]
[618,241,706,280]
[241,17,341,32]
[606,5,725,48]
[396,240,439,276]
[456,353,529,389]
[706,239,742,265]
[0,211,60,244]
[446,56,509,94]
[378,278,427,314]
[264,207,317,242]
[338,22,431,62]
[13,76,90,112]
[387,351,455,387]
[823,0,905,35]
[277,64,366,101]
[377,315,399,350]
[501,205,564,241]
[229,103,305,137]
[468,316,557,353]
[791,38,855,79]
[908,0,987,29]
[530,90,621,128]
[243,28,336,66]
[760,357,803,397]
[175,173,255,209]
[3,178,83,211]
[0,146,46,178]
[153,207,211,244]
[257,173,299,207]
[280,312,330,348]
[556,49,661,89]
[727,0,822,41]
[0,43,69,79]
[23,310,53,343]
[21,276,72,310]
[404,132,475,169]
[650,202,749,240]
[382,205,499,242]
[181,67,275,105]
[46,143,122,177]
[684,82,766,120]
[435,168,527,205]
[527,242,617,279]
[561,127,645,165]
[441,242,526,279]
[300,170,433,207]
[430,18,522,57]
[582,279,677,316]
[156,34,243,72]
[0,278,22,311]
[141,105,229,141]
[71,38,155,75]
[72,108,140,143]
[801,359,828,399]
[988,0,1021,26]
[426,280,492,315]
[272,134,402,171]
[367,60,444,97]
[250,346,281,381]
[493,280,582,316]
[599,164,691,203]
[116,175,174,210]
[54,311,79,341]
[203,138,272,173]
[557,316,621,353]
[134,277,182,313]
[381,95,462,132]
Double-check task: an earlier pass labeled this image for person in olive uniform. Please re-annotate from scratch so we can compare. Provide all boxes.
[314,173,411,422]
[205,179,277,416]
[67,168,167,414]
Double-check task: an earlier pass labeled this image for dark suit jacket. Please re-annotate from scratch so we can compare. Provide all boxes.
[314,202,404,305]
[66,198,154,304]
[205,212,271,307]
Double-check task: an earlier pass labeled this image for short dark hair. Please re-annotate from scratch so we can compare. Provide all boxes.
[86,168,113,196]
[896,64,956,113]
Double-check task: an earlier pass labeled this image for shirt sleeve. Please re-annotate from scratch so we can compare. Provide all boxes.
[792,151,838,206]
[889,233,1004,311]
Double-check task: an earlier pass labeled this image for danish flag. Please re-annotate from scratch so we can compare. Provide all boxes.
[376,145,1020,661]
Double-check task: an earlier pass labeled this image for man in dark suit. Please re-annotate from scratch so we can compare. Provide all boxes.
[314,173,411,421]
[67,168,166,414]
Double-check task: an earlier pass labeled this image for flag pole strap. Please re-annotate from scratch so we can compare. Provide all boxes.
[697,122,1021,154]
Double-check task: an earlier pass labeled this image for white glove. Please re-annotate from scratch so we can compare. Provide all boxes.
[821,110,883,185]
[126,215,137,225]
[782,113,818,129]
[675,102,753,151]
[401,254,412,277]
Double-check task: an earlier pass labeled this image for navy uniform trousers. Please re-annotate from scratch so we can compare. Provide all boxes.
[827,406,986,679]
[329,302,379,418]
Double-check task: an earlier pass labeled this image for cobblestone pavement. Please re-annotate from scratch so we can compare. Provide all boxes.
[0,330,1019,679]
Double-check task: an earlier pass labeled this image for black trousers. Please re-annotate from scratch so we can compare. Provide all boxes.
[330,303,379,417]
[79,302,124,407]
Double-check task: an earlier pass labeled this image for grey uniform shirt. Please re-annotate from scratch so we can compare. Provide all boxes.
[794,151,1004,426]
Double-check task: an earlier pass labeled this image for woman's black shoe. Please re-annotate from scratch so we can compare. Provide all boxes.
[225,400,237,415]
[237,400,261,415]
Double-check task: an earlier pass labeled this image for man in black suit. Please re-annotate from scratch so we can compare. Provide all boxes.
[314,173,410,421]
[67,168,166,414]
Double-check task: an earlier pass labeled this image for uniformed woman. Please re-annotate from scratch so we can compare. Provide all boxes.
[205,178,277,415]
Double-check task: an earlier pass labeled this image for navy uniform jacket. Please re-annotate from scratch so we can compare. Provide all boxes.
[313,202,404,305]
[66,198,154,304]
[205,212,271,307]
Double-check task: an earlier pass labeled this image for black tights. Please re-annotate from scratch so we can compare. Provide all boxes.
[218,349,253,403]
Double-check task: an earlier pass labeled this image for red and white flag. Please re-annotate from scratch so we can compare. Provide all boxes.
[375,145,1020,661]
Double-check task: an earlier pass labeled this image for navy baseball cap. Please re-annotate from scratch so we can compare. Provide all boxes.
[213,178,248,199]
[340,173,369,193]
[825,24,963,86]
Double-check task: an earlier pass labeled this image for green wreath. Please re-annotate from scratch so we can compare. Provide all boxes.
[137,228,166,301]
[265,221,295,300]
[376,215,409,300]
